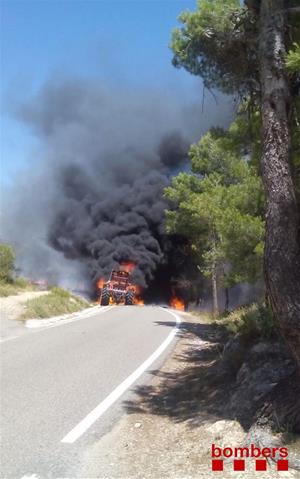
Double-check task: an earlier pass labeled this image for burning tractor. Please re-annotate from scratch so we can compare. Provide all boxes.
[99,269,135,306]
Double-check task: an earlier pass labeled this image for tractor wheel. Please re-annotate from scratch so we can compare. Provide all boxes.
[125,290,134,306]
[100,288,110,306]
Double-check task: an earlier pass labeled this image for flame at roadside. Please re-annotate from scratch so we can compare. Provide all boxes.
[132,283,144,305]
[95,278,106,303]
[169,295,185,311]
[134,298,144,305]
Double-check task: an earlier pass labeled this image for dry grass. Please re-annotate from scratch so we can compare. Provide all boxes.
[191,303,274,341]
[21,287,90,319]
[0,278,38,297]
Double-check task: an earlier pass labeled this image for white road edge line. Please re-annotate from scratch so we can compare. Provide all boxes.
[61,308,181,444]
[20,475,40,479]
[0,335,19,343]
[25,305,112,329]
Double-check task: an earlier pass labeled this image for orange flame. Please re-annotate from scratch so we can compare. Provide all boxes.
[120,261,136,273]
[132,284,142,295]
[96,278,106,304]
[169,295,185,311]
[96,278,106,290]
[131,284,144,305]
[134,296,144,306]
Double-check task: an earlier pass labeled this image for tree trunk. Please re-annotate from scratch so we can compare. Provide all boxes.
[212,265,219,317]
[259,0,300,369]
[225,287,229,313]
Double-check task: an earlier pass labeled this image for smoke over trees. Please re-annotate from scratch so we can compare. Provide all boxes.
[2,78,230,293]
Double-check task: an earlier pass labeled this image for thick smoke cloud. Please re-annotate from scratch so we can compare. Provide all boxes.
[49,168,169,287]
[2,78,231,292]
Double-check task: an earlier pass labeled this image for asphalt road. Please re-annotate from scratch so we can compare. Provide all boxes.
[0,305,180,478]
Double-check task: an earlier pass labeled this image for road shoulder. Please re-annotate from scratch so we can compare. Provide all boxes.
[79,311,299,479]
[0,291,49,340]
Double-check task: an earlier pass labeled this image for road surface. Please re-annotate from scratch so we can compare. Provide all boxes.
[0,305,180,478]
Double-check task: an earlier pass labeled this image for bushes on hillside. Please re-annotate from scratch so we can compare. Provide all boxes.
[216,303,274,340]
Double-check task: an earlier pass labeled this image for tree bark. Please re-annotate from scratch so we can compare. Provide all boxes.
[225,287,229,313]
[212,264,219,317]
[259,0,300,370]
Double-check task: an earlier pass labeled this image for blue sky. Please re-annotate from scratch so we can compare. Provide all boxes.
[1,0,198,185]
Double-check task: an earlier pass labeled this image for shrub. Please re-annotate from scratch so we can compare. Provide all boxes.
[14,277,31,288]
[0,281,15,297]
[22,288,90,319]
[286,43,300,73]
[0,244,15,282]
[0,277,36,297]
[50,286,70,298]
[216,303,274,340]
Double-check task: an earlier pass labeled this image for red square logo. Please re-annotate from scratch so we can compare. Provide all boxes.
[212,460,223,471]
[234,459,245,471]
[277,460,289,471]
[256,459,267,471]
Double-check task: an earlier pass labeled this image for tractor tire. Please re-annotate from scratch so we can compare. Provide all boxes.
[100,288,110,306]
[125,290,134,306]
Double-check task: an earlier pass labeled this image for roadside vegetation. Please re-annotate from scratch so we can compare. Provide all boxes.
[167,0,300,361]
[164,120,264,317]
[0,243,38,296]
[21,286,90,319]
[0,277,38,297]
[192,303,275,342]
[163,0,300,461]
[215,303,274,341]
[0,242,90,318]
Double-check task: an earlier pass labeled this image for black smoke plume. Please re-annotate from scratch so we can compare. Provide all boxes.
[3,78,230,295]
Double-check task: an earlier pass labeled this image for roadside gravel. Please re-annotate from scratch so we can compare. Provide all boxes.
[0,291,49,340]
[79,312,299,479]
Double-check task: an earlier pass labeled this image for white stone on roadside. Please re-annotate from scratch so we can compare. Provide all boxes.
[207,419,239,434]
[206,419,245,446]
[134,422,142,428]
